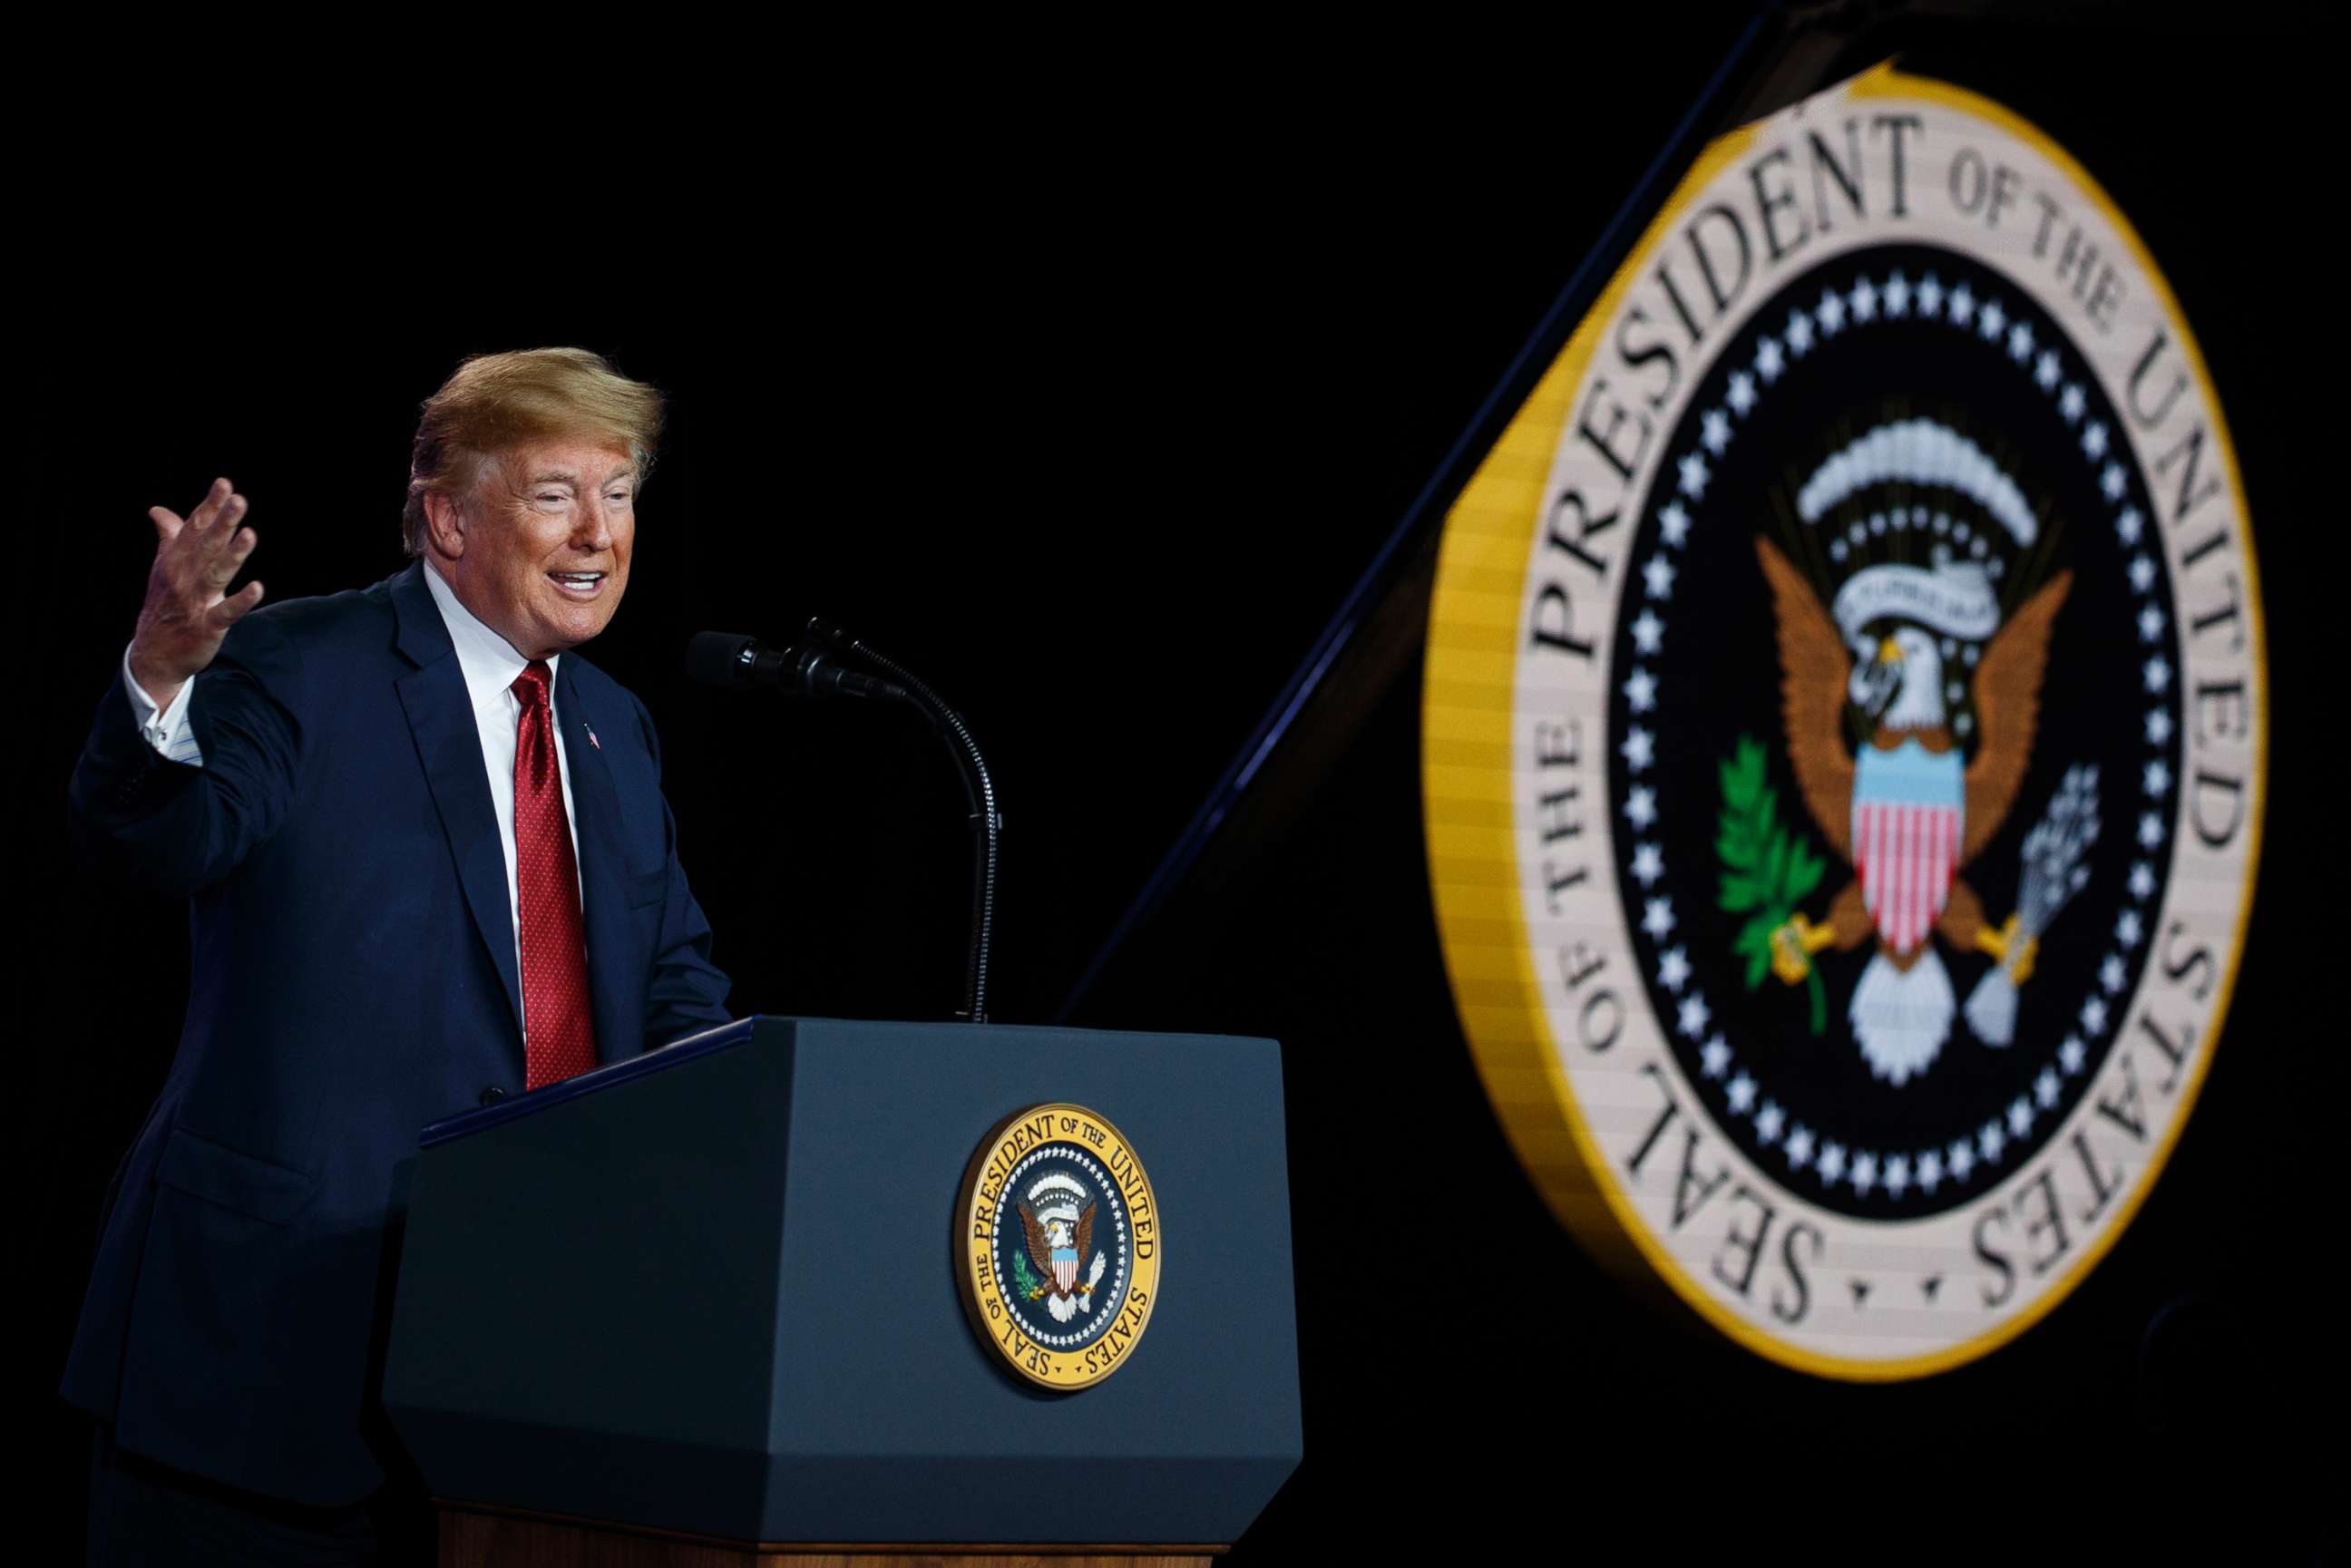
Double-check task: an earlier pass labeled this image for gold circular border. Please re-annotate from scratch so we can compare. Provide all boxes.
[954,1102,1163,1391]
[1419,63,2268,1381]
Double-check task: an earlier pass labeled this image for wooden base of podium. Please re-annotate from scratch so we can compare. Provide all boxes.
[437,1501,1223,1567]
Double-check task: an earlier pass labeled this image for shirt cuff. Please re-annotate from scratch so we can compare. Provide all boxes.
[122,645,204,766]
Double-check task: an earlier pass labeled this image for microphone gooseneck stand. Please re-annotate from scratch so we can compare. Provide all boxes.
[809,618,1000,1025]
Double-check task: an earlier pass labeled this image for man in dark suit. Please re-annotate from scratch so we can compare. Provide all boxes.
[65,348,734,1563]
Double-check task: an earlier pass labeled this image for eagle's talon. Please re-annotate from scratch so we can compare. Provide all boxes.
[1769,912,1835,983]
[1973,913,2037,984]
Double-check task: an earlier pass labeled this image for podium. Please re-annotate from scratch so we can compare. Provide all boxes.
[381,1017,1301,1564]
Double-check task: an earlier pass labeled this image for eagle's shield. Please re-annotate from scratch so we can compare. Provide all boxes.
[1052,1251,1078,1294]
[1850,737,1966,957]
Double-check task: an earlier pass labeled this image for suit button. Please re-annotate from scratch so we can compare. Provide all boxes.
[478,1086,507,1107]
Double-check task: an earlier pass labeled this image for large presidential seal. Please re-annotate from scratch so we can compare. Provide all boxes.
[957,1104,1160,1390]
[1422,64,2262,1378]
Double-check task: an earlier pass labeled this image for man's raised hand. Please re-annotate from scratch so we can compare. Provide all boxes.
[128,478,265,711]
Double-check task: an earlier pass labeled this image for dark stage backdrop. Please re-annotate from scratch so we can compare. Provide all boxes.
[25,7,2333,1558]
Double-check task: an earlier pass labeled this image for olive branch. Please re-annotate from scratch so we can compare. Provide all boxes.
[1010,1245,1045,1300]
[1717,736,1828,1034]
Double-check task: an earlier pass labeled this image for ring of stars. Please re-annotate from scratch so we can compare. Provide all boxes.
[989,1145,1131,1349]
[1610,255,2183,1201]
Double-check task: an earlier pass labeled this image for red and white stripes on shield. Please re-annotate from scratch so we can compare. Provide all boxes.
[511,661,598,1088]
[1852,801,1960,957]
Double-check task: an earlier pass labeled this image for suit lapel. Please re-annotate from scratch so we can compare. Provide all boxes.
[554,661,635,1066]
[390,564,524,1039]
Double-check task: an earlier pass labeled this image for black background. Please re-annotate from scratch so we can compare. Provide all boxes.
[24,5,2336,1559]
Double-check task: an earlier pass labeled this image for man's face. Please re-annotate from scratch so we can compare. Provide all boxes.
[433,436,636,659]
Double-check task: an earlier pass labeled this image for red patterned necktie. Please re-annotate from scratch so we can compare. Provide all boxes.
[512,660,597,1089]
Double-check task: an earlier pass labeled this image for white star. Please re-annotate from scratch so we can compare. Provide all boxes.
[1787,310,1816,356]
[2146,707,2173,745]
[2008,321,2034,360]
[1621,726,1655,772]
[1978,1123,2006,1163]
[2081,996,2110,1036]
[1677,451,1710,499]
[1728,1072,1757,1113]
[1829,540,1848,562]
[1756,1101,1785,1143]
[2102,462,2127,500]
[2143,655,2170,693]
[1624,667,1658,713]
[1700,1035,1732,1078]
[1786,1125,1815,1167]
[2060,383,2086,423]
[1884,272,1912,316]
[1917,274,1944,316]
[1917,1150,1943,1192]
[2139,811,2164,849]
[1817,1143,1847,1182]
[2130,554,2156,591]
[2116,910,2143,949]
[2007,1097,2033,1137]
[2035,1068,2061,1108]
[1631,842,1664,887]
[1658,502,1692,547]
[2129,862,2155,900]
[2139,604,2165,643]
[1850,1152,1878,1193]
[1644,555,1677,599]
[2035,348,2061,389]
[1644,896,1676,940]
[1817,289,1846,335]
[1658,947,1692,991]
[1677,993,1711,1038]
[1978,298,2005,339]
[1727,370,1757,415]
[1756,336,1785,382]
[1885,1154,1910,1195]
[1948,283,1975,325]
[2143,758,2171,797]
[2060,1036,2087,1074]
[1624,785,1657,830]
[2083,421,2109,459]
[1948,1138,1976,1178]
[2102,953,2127,993]
[1849,276,1878,321]
[2116,506,2144,544]
[1701,408,1732,456]
[1631,609,1665,656]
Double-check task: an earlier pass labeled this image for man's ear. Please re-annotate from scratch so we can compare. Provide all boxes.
[423,491,465,560]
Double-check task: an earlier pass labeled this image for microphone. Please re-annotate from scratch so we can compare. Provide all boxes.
[685,631,909,704]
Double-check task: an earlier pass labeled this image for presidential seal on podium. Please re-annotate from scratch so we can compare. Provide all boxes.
[958,1104,1161,1390]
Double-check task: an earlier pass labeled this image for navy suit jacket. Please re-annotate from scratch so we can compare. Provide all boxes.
[61,560,733,1505]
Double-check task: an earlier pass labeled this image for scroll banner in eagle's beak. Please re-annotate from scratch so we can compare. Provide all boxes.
[1831,562,2001,644]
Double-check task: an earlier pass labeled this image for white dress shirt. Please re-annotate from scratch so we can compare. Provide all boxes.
[121,560,584,978]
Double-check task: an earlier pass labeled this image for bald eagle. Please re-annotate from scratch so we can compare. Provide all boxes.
[1018,1197,1097,1324]
[1753,536,2069,1084]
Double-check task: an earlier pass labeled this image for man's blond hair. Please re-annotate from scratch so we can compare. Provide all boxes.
[401,347,665,555]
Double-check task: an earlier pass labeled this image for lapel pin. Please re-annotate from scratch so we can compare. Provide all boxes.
[584,721,600,751]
